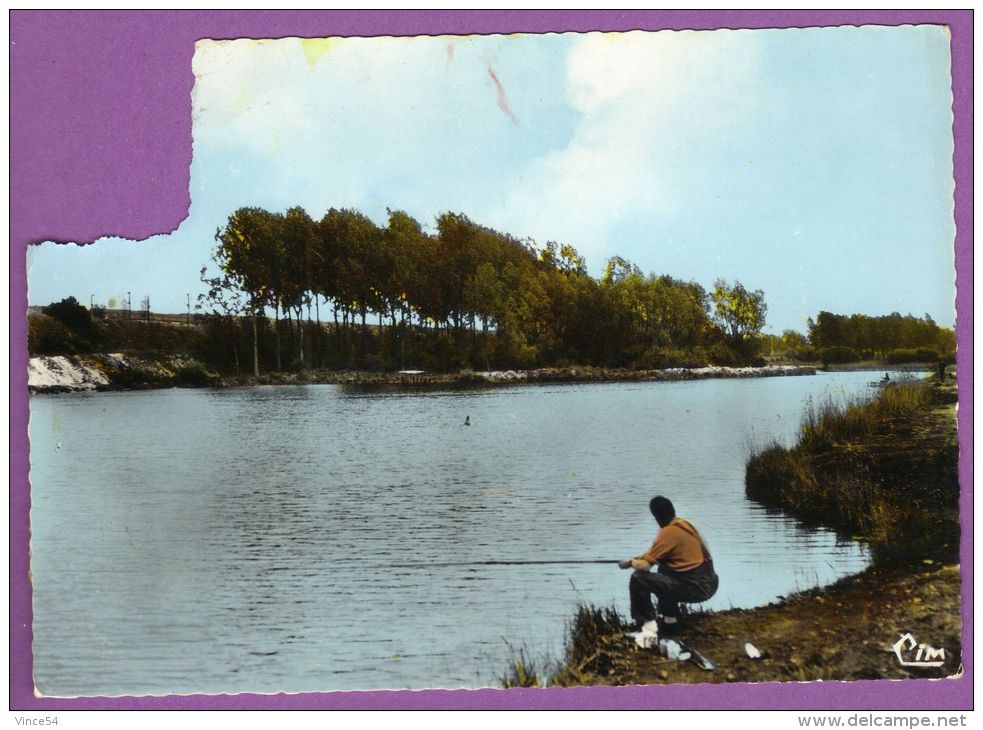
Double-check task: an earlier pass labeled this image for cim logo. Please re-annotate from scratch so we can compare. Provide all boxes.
[893,632,945,668]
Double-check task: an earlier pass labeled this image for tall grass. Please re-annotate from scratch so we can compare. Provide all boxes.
[501,604,632,688]
[500,641,548,689]
[746,380,958,565]
[549,604,634,687]
[798,381,936,451]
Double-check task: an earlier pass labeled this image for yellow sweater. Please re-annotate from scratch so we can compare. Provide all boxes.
[631,518,712,572]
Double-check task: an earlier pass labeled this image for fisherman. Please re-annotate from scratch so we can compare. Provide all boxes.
[619,496,718,634]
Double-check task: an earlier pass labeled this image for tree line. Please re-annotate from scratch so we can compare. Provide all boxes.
[761,312,956,366]
[198,206,769,376]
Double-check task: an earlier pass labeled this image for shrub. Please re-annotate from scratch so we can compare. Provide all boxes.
[35,297,103,353]
[28,313,79,356]
[818,346,857,365]
[791,344,818,362]
[42,296,94,334]
[885,347,941,364]
[745,443,817,508]
[706,343,739,366]
[633,346,704,369]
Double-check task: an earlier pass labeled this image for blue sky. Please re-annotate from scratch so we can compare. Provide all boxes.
[27,25,956,334]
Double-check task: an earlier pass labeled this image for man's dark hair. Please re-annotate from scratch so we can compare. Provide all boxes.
[649,496,676,527]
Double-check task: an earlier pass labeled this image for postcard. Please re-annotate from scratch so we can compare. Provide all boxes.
[11,10,972,714]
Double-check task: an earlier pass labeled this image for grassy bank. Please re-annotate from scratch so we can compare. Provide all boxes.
[505,565,961,687]
[507,376,961,687]
[746,378,958,565]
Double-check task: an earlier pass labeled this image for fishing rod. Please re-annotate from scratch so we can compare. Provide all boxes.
[399,559,620,568]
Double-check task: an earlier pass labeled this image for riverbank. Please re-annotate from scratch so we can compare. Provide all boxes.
[27,356,816,393]
[511,377,961,687]
[27,353,220,394]
[236,363,816,386]
[511,563,960,687]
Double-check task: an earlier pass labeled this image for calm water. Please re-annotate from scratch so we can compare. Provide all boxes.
[29,372,898,696]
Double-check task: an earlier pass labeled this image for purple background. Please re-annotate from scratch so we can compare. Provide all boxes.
[9,10,973,711]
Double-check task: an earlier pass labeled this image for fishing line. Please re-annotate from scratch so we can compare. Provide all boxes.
[399,559,619,568]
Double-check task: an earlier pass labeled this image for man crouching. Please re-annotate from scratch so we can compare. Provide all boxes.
[619,496,719,636]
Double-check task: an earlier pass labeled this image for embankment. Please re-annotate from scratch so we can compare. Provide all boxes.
[512,377,961,687]
[27,353,220,394]
[746,378,959,564]
[208,363,815,388]
[28,359,815,393]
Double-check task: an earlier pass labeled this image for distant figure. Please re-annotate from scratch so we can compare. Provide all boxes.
[882,373,891,382]
[938,360,946,383]
[464,416,470,426]
[619,496,718,635]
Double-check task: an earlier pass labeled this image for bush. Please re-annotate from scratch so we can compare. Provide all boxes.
[791,344,818,362]
[706,343,739,366]
[42,296,94,333]
[819,346,857,365]
[28,313,79,356]
[885,347,941,364]
[35,297,103,353]
[633,346,705,369]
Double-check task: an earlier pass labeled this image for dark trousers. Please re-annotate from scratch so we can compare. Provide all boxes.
[629,561,718,626]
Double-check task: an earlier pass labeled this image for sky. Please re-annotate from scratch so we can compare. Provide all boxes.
[26,25,957,334]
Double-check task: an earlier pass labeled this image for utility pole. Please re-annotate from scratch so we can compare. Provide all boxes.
[127,292,131,320]
[186,293,191,325]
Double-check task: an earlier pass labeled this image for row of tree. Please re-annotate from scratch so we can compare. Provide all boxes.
[759,312,956,365]
[199,207,768,375]
[806,311,955,356]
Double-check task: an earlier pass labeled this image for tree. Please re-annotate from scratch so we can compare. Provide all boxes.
[213,207,280,377]
[601,256,642,285]
[711,279,767,359]
[280,207,317,367]
[42,296,96,338]
[197,258,249,375]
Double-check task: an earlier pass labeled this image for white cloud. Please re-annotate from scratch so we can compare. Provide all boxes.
[189,31,764,265]
[191,35,550,221]
[490,30,763,269]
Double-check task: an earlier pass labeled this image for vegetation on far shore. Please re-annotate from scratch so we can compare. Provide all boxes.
[28,207,955,380]
[29,293,953,388]
[504,375,961,688]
